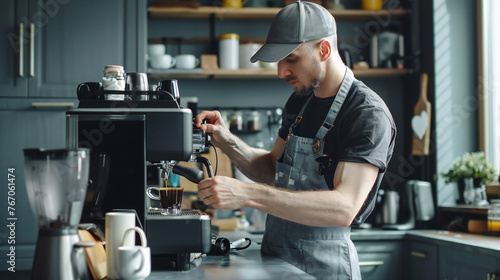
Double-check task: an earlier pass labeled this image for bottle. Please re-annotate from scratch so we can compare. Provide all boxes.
[488,199,500,232]
[102,65,126,100]
[219,33,239,70]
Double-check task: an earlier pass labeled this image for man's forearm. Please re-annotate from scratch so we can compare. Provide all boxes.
[244,183,356,227]
[217,133,275,185]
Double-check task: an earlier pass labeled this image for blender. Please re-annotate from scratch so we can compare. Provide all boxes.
[24,148,93,280]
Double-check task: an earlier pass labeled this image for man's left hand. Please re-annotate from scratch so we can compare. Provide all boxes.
[198,176,248,210]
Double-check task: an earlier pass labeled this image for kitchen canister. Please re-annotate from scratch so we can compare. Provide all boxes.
[239,43,262,69]
[219,33,239,70]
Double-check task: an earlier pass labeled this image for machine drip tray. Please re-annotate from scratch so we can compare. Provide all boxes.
[147,208,205,217]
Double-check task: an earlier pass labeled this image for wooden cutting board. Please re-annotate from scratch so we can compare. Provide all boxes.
[411,73,431,155]
[78,229,107,280]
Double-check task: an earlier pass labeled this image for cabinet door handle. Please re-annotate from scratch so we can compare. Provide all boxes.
[19,23,24,77]
[30,23,35,77]
[31,102,75,108]
[411,251,430,259]
[487,272,499,280]
[359,261,384,267]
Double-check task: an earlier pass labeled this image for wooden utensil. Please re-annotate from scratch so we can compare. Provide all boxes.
[411,73,431,155]
[78,229,107,280]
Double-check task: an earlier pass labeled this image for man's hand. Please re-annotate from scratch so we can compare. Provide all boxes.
[198,176,249,210]
[194,110,231,147]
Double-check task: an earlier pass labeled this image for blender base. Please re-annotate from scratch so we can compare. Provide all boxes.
[31,228,90,280]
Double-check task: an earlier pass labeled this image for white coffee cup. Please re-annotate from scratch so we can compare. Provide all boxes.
[176,54,199,69]
[105,212,136,280]
[150,54,176,69]
[118,227,151,280]
[239,43,262,69]
[148,44,165,56]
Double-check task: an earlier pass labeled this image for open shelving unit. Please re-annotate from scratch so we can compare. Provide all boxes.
[147,6,411,79]
[148,6,408,20]
[148,68,409,79]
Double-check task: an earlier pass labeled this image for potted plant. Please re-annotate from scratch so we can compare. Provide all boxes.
[441,151,498,204]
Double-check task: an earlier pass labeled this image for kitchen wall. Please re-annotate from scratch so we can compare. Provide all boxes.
[148,0,483,208]
[147,1,410,191]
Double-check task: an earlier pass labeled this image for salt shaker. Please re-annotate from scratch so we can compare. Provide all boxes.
[219,33,239,70]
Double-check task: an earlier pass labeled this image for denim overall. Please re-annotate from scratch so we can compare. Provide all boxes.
[261,68,361,280]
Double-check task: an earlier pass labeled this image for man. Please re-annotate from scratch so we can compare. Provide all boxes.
[195,1,396,279]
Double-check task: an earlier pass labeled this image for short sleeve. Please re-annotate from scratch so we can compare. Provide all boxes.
[337,107,394,173]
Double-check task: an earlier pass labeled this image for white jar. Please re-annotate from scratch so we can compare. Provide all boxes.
[219,33,239,70]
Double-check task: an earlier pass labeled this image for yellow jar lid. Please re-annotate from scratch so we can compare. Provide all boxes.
[219,33,239,40]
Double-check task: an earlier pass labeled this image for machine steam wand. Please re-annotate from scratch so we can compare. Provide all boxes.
[155,155,213,187]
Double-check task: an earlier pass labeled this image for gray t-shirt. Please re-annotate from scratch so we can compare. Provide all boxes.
[278,79,397,227]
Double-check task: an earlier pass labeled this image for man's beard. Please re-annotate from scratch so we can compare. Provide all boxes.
[294,58,324,95]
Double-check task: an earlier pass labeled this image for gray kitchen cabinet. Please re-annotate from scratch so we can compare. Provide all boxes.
[0,99,76,270]
[0,0,28,97]
[407,240,438,280]
[406,236,500,280]
[439,247,499,280]
[1,0,145,98]
[354,240,403,280]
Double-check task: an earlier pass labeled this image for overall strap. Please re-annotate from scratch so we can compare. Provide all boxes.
[313,67,355,152]
[285,92,315,142]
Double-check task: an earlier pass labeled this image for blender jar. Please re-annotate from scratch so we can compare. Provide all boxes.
[23,148,90,229]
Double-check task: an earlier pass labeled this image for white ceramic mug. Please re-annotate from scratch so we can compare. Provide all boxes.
[176,54,199,69]
[105,212,136,280]
[118,227,151,280]
[147,44,165,56]
[150,54,176,69]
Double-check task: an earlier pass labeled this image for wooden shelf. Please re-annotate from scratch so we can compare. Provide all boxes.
[439,205,489,215]
[148,6,408,20]
[148,68,409,79]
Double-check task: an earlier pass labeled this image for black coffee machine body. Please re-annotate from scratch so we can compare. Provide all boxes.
[66,80,212,270]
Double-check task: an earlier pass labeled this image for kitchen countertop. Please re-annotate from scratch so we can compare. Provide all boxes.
[351,228,407,240]
[146,230,315,280]
[406,230,500,256]
[3,229,499,279]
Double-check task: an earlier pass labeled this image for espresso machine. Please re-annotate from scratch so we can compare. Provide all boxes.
[66,79,212,270]
[23,148,92,280]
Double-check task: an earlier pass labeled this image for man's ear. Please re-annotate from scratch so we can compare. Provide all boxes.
[318,39,332,62]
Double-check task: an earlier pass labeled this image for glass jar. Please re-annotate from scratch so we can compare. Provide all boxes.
[102,65,126,100]
[230,111,244,132]
[247,110,262,132]
[487,199,500,232]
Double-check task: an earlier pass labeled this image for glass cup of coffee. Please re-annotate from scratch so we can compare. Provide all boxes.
[146,187,183,215]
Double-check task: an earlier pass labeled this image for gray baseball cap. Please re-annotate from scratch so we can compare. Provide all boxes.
[250,1,336,63]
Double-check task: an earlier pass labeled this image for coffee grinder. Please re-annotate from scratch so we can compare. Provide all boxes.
[66,79,212,270]
[23,148,93,280]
